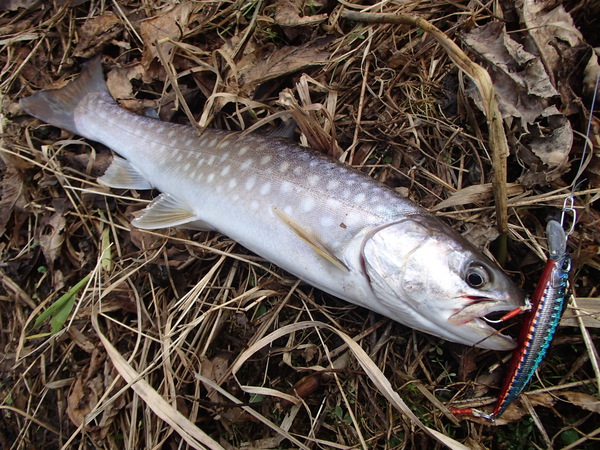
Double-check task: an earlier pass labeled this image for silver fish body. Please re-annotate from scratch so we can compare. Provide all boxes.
[21,58,524,350]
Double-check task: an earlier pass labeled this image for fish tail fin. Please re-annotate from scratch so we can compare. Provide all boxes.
[20,56,110,134]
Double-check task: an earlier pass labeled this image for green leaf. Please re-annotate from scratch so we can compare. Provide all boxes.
[33,274,91,332]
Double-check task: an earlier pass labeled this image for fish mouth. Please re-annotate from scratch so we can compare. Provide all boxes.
[447,296,520,350]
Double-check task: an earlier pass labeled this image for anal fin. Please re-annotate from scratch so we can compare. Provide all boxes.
[132,193,212,230]
[272,206,348,271]
[99,156,153,190]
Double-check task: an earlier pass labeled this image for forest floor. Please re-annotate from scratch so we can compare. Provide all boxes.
[1,1,599,449]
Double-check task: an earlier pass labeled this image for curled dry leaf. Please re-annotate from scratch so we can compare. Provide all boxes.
[462,21,573,183]
[517,0,585,88]
[106,64,144,100]
[73,12,124,58]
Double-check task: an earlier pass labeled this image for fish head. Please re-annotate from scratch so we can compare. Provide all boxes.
[361,216,524,350]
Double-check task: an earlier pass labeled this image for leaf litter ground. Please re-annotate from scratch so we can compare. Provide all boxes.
[0,1,599,449]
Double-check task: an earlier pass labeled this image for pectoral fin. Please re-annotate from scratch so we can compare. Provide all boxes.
[99,156,153,190]
[272,207,348,271]
[132,193,211,230]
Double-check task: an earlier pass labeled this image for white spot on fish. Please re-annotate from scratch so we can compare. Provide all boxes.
[293,166,302,176]
[220,152,230,163]
[232,193,240,201]
[238,146,249,156]
[308,175,320,186]
[208,138,218,148]
[240,158,253,171]
[186,138,194,146]
[354,192,366,203]
[326,180,340,190]
[168,129,176,138]
[260,182,272,195]
[260,155,273,165]
[279,162,290,173]
[208,155,216,165]
[184,162,191,172]
[301,197,315,212]
[344,211,361,226]
[196,159,204,168]
[207,173,215,183]
[245,176,256,190]
[284,205,293,215]
[228,178,237,189]
[320,216,335,227]
[221,165,231,177]
[176,153,183,162]
[250,200,260,210]
[280,181,293,194]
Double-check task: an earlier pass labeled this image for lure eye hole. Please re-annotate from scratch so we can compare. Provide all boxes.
[465,264,489,288]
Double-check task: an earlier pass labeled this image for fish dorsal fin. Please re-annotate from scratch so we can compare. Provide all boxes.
[98,156,153,190]
[132,193,200,229]
[272,206,349,271]
[267,120,297,140]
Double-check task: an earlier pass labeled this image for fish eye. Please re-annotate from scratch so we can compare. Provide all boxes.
[465,264,489,288]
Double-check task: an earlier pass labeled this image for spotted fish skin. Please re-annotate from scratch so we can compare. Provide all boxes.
[20,57,525,350]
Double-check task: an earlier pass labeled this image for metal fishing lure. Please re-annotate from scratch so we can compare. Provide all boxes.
[452,219,570,421]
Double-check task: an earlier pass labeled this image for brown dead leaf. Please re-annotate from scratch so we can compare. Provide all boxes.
[463,22,572,178]
[67,347,106,427]
[0,165,25,237]
[199,352,252,424]
[463,22,559,125]
[239,36,333,89]
[106,64,144,100]
[519,0,584,84]
[140,3,195,67]
[74,12,124,58]
[274,0,328,28]
[584,49,600,98]
[558,391,600,413]
[519,0,587,115]
[39,211,66,267]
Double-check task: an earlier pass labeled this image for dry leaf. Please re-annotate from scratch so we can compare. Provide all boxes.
[519,0,584,81]
[463,22,572,179]
[274,0,328,28]
[0,165,24,237]
[239,36,333,89]
[106,64,144,99]
[463,22,558,125]
[558,391,600,413]
[73,13,124,58]
[140,3,195,67]
[39,211,66,267]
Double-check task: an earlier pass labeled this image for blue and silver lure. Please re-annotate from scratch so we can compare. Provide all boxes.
[452,219,570,420]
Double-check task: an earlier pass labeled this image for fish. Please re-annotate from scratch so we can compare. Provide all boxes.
[20,57,525,350]
[451,219,570,419]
